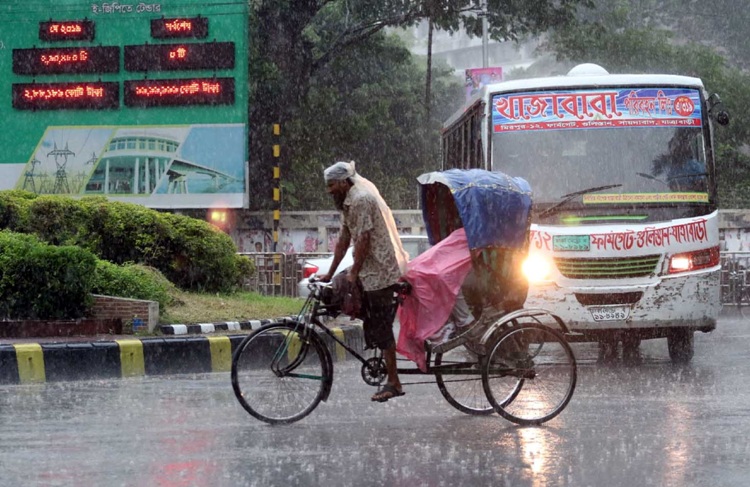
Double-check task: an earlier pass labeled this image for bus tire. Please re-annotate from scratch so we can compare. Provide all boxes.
[667,329,694,364]
[621,334,641,363]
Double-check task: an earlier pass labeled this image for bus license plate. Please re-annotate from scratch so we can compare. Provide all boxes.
[590,306,630,322]
[553,235,590,251]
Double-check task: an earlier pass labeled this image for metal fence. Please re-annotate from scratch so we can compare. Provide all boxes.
[241,251,750,305]
[239,252,332,298]
[721,252,750,307]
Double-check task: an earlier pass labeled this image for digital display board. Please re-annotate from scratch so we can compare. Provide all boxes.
[124,42,234,71]
[1,0,249,210]
[124,78,235,107]
[39,20,95,41]
[13,46,120,75]
[12,82,119,110]
[151,17,208,39]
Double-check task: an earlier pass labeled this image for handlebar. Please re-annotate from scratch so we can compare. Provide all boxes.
[307,275,332,290]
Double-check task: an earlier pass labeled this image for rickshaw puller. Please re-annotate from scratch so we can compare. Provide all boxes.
[320,161,410,403]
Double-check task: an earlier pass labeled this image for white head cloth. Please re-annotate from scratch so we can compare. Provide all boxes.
[324,160,356,183]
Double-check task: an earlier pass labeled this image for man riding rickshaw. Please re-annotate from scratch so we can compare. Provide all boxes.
[231,168,577,426]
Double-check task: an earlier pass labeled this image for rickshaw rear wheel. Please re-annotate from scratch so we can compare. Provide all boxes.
[483,322,577,426]
[434,347,494,415]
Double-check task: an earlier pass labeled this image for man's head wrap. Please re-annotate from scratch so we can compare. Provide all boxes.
[324,160,356,183]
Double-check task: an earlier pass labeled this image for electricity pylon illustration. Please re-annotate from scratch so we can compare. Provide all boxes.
[48,142,75,194]
[22,157,41,193]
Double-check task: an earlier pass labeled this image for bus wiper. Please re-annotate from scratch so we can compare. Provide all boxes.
[636,172,668,186]
[538,184,623,218]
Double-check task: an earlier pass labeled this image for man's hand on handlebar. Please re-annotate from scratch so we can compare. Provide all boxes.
[318,273,333,283]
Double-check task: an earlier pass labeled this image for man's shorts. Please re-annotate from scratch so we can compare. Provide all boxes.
[361,284,399,350]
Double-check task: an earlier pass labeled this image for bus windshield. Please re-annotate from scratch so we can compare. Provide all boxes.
[489,87,713,220]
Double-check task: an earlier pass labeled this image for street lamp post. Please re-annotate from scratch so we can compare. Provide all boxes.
[481,0,488,68]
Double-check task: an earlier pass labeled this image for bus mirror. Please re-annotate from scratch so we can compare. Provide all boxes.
[707,93,730,126]
[716,110,730,126]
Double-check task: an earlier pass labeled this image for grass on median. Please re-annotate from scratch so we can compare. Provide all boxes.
[160,289,302,325]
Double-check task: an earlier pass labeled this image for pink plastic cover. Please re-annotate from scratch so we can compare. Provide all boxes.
[396,228,473,371]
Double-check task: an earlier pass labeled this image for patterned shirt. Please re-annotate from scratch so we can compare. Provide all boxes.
[341,183,408,291]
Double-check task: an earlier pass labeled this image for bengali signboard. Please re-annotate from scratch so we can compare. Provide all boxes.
[492,87,702,133]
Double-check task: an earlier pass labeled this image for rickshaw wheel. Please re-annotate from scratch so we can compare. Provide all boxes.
[483,322,577,426]
[434,347,494,415]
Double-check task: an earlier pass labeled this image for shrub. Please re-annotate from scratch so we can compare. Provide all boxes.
[25,195,89,246]
[79,199,175,269]
[91,261,174,311]
[163,213,247,292]
[0,191,254,293]
[0,230,96,320]
[0,191,33,231]
[234,254,256,288]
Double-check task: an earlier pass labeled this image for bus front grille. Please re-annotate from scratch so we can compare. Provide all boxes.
[554,255,661,279]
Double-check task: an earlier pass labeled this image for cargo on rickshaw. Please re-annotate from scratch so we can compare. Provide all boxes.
[231,168,577,426]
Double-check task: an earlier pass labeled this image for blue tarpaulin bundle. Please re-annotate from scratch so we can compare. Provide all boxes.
[417,169,533,250]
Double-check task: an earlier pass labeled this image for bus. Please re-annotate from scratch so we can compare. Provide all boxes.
[441,63,730,363]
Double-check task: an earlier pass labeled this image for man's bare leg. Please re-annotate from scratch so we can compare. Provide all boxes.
[371,344,403,401]
[383,345,401,391]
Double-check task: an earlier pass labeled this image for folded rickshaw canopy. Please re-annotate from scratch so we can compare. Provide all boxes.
[417,169,533,251]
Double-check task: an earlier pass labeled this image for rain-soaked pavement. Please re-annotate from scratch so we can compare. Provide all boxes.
[1,313,749,487]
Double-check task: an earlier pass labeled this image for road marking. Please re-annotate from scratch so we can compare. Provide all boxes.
[116,339,145,377]
[332,328,346,361]
[13,343,45,383]
[207,336,231,372]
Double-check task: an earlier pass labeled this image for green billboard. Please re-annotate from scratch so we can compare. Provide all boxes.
[0,0,248,208]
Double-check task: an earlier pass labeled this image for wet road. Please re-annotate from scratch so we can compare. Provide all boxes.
[2,313,749,487]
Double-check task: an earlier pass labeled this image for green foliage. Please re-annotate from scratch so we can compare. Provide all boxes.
[162,213,250,292]
[24,195,90,246]
[0,191,32,230]
[248,0,591,210]
[91,261,174,311]
[79,198,175,269]
[283,32,463,210]
[0,192,254,293]
[0,230,96,320]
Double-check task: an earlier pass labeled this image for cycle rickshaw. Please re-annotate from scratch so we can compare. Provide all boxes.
[231,169,577,425]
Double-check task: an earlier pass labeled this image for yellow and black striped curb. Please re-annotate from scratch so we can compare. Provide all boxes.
[0,323,363,384]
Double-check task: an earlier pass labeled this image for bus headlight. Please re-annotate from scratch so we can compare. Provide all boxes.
[668,246,720,274]
[522,254,553,283]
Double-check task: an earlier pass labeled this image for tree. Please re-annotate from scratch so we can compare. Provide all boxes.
[248,0,593,209]
[282,32,463,210]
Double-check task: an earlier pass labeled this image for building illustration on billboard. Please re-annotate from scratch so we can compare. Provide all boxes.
[13,124,244,204]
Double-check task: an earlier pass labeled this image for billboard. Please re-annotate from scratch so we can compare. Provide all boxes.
[466,67,503,101]
[492,88,702,132]
[0,0,248,209]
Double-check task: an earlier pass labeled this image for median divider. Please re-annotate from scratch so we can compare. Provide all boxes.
[0,322,364,384]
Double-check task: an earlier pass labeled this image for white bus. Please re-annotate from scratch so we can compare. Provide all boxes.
[442,63,730,363]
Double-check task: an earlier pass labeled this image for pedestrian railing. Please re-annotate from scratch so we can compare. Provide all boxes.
[720,251,750,307]
[240,251,750,305]
[238,252,333,298]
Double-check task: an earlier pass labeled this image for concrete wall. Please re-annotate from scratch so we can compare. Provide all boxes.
[230,209,750,253]
[231,210,426,253]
